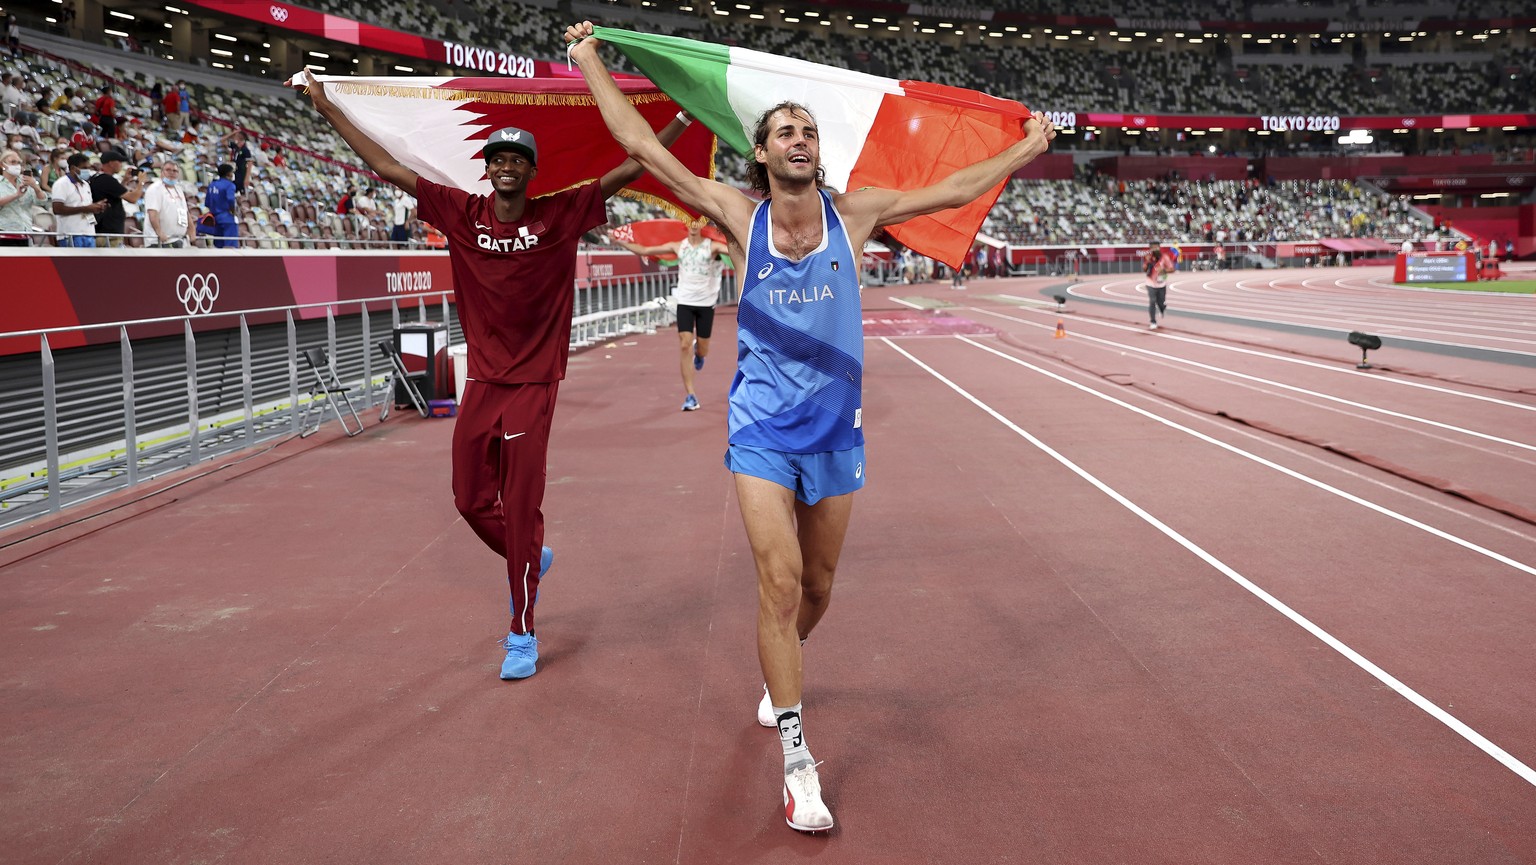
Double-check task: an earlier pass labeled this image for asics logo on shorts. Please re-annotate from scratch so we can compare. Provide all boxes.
[855,462,863,479]
[175,272,220,315]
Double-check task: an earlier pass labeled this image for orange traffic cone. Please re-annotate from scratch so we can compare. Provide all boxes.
[1054,319,1067,339]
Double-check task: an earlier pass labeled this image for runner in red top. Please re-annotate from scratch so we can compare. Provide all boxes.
[304,71,689,680]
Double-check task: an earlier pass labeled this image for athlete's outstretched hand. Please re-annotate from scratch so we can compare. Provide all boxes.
[300,70,332,115]
[565,21,600,61]
[1025,110,1057,145]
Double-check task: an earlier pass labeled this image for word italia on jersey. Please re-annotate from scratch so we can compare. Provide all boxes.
[766,285,835,305]
[476,228,540,253]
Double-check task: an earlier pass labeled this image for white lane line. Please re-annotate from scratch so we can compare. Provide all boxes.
[950,333,1536,577]
[1057,283,1536,350]
[890,296,926,310]
[976,304,1536,414]
[880,335,1536,788]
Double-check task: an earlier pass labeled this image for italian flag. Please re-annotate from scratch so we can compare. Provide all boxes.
[593,26,1032,268]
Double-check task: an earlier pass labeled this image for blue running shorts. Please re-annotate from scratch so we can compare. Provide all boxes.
[725,444,866,505]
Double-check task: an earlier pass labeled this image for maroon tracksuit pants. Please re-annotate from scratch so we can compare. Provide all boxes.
[451,378,559,635]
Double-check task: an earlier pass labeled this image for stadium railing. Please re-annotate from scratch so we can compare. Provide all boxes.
[0,271,686,529]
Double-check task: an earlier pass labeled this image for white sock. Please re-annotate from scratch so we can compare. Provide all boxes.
[773,702,812,774]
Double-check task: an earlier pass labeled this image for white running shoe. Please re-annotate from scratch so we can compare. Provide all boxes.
[783,763,834,832]
[757,684,775,728]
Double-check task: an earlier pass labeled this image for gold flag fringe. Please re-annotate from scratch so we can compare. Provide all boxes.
[331,82,674,108]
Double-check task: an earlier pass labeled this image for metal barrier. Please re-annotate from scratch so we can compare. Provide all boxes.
[0,272,684,530]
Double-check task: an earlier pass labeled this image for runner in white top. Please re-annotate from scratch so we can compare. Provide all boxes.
[619,218,732,411]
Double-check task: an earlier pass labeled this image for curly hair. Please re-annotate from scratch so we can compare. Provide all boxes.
[746,101,825,198]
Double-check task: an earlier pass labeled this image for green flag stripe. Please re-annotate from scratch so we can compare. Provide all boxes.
[593,27,752,154]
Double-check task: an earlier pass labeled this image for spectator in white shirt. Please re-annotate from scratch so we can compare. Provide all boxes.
[142,159,193,248]
[50,152,105,247]
[390,190,415,246]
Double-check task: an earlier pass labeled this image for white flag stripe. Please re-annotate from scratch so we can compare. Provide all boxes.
[723,46,900,191]
[291,74,498,193]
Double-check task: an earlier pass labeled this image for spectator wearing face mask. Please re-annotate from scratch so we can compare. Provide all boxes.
[143,159,192,248]
[0,148,48,246]
[43,147,68,188]
[50,151,106,247]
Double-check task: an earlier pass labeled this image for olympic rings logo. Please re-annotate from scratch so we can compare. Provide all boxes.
[176,273,221,315]
[269,5,289,22]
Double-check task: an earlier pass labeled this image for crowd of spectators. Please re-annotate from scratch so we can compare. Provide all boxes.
[0,51,430,248]
[983,169,1428,248]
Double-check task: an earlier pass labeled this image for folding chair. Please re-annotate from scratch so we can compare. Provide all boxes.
[375,339,429,422]
[299,346,365,438]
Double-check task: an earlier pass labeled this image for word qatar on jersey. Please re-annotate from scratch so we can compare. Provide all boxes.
[476,232,541,253]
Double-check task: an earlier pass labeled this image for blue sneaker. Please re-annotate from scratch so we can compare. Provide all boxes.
[681,394,700,412]
[693,352,704,371]
[499,631,539,679]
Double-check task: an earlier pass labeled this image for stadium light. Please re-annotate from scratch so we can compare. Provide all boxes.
[214,33,237,41]
[104,27,128,37]
[109,10,135,19]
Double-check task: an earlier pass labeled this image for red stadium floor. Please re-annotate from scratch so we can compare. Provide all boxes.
[2,267,1534,864]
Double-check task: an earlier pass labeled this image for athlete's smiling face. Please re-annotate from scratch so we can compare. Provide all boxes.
[486,150,535,196]
[755,107,819,188]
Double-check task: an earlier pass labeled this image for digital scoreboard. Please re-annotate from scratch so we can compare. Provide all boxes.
[1394,252,1476,283]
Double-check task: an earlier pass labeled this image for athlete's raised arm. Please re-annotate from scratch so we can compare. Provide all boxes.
[302,71,418,197]
[567,22,752,234]
[838,112,1057,235]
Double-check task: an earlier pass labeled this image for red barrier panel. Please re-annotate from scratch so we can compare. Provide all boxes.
[0,250,454,356]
